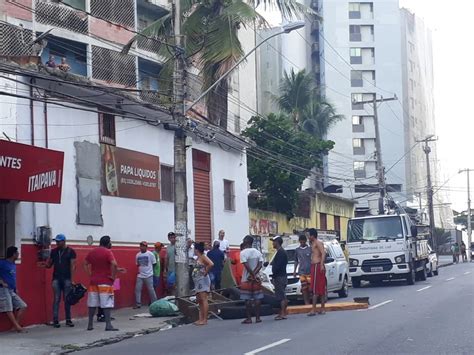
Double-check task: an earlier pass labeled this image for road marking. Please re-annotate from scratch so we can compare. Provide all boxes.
[244,339,291,355]
[446,277,455,281]
[416,286,432,292]
[464,272,471,275]
[368,300,393,310]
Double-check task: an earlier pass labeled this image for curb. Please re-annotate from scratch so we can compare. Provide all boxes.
[58,316,186,354]
[287,302,368,315]
[438,262,454,269]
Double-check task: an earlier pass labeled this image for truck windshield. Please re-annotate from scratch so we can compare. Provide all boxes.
[348,216,403,242]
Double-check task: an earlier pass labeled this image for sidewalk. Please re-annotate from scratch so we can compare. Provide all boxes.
[438,255,455,268]
[0,307,182,355]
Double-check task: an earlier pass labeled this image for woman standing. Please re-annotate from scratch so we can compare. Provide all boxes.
[192,242,214,325]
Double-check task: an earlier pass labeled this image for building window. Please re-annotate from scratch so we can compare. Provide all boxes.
[223,179,235,211]
[352,115,362,125]
[354,161,366,178]
[99,113,116,145]
[349,25,361,42]
[320,213,327,230]
[353,138,365,155]
[350,48,362,64]
[334,215,341,232]
[352,93,364,109]
[160,165,174,202]
[351,70,363,87]
[349,3,361,19]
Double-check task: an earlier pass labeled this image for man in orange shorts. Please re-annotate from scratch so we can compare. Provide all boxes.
[307,228,326,316]
[294,234,312,305]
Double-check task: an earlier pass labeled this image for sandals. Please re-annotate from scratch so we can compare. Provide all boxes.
[241,319,253,324]
[274,315,287,321]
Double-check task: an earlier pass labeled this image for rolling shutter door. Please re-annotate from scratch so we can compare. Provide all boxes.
[192,149,212,244]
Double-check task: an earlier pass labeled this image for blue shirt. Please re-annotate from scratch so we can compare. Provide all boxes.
[207,248,225,274]
[0,259,17,291]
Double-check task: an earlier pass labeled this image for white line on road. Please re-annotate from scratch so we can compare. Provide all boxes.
[368,300,393,310]
[464,272,471,275]
[446,277,455,281]
[244,339,291,355]
[416,286,432,292]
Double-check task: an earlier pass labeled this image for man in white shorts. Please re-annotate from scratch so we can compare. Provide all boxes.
[84,236,118,331]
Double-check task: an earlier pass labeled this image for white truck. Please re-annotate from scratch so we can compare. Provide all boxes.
[347,214,430,287]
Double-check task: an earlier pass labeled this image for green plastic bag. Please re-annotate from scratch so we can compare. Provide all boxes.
[149,299,179,317]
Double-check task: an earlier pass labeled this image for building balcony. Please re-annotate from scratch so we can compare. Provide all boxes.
[136,0,170,54]
[35,0,88,34]
[41,36,87,77]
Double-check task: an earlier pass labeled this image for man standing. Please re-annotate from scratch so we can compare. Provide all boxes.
[240,235,264,324]
[207,241,225,290]
[84,235,118,331]
[45,234,76,328]
[165,232,177,295]
[271,236,288,320]
[0,246,27,332]
[307,228,326,316]
[215,230,230,256]
[134,242,157,309]
[152,242,162,290]
[294,234,312,305]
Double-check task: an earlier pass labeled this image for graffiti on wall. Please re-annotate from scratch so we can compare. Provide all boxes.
[250,219,278,235]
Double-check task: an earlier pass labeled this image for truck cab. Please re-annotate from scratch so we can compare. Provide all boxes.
[347,214,430,286]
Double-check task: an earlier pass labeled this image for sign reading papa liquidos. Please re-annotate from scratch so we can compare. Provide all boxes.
[0,140,64,203]
[101,144,160,201]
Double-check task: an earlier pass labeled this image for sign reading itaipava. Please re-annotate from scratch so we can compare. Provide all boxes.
[0,140,64,203]
[101,144,160,201]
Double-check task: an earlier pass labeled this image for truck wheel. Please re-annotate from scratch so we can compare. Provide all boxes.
[352,277,361,288]
[406,264,416,285]
[338,277,349,298]
[417,262,427,281]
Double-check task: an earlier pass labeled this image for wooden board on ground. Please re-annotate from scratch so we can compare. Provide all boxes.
[287,302,368,314]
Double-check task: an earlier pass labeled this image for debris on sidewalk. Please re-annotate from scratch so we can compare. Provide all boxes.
[287,302,368,315]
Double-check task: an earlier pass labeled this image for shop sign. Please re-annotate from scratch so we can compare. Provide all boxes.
[0,140,64,203]
[101,144,160,201]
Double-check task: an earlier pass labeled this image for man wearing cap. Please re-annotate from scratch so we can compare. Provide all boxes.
[134,242,158,308]
[45,234,76,328]
[270,236,288,320]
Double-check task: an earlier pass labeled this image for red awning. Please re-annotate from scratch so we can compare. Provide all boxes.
[0,140,64,203]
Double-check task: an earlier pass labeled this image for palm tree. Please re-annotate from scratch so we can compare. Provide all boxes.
[123,0,313,129]
[276,68,344,138]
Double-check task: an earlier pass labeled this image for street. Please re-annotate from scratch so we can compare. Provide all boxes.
[80,262,474,355]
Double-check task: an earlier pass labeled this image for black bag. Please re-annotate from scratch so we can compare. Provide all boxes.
[66,283,87,305]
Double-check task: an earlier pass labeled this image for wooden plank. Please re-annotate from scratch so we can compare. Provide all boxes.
[287,302,368,314]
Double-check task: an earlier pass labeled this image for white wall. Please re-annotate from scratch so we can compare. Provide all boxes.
[3,78,249,247]
[186,139,249,247]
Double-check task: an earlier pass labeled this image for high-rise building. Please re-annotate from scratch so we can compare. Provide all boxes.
[257,1,446,217]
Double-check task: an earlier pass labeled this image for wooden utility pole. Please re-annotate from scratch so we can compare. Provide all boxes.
[353,95,397,215]
[417,136,437,251]
[172,0,189,297]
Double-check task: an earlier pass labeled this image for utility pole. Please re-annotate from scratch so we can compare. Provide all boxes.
[172,0,189,297]
[417,135,437,252]
[353,95,397,215]
[417,192,423,223]
[459,169,472,261]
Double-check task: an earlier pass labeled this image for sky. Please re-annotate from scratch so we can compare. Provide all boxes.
[400,0,474,212]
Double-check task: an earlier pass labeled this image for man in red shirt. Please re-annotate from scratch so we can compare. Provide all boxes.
[84,235,118,331]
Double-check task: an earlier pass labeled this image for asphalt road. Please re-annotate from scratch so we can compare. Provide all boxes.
[80,262,474,355]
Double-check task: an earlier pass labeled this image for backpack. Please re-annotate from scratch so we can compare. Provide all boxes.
[66,283,87,306]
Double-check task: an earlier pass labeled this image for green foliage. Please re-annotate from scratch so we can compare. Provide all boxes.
[453,214,473,229]
[242,113,334,217]
[434,228,451,246]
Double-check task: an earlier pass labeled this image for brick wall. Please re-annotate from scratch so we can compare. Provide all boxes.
[90,17,134,45]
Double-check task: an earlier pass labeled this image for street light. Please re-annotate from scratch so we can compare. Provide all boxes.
[186,20,306,113]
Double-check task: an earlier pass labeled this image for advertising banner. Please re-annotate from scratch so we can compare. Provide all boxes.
[101,144,160,201]
[0,140,64,203]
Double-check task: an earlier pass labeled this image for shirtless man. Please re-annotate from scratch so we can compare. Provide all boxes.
[307,228,326,316]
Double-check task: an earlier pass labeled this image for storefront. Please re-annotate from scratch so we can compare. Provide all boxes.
[0,140,64,257]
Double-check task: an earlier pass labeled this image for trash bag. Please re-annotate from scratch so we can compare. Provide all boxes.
[66,283,87,306]
[149,299,179,317]
[166,271,176,287]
